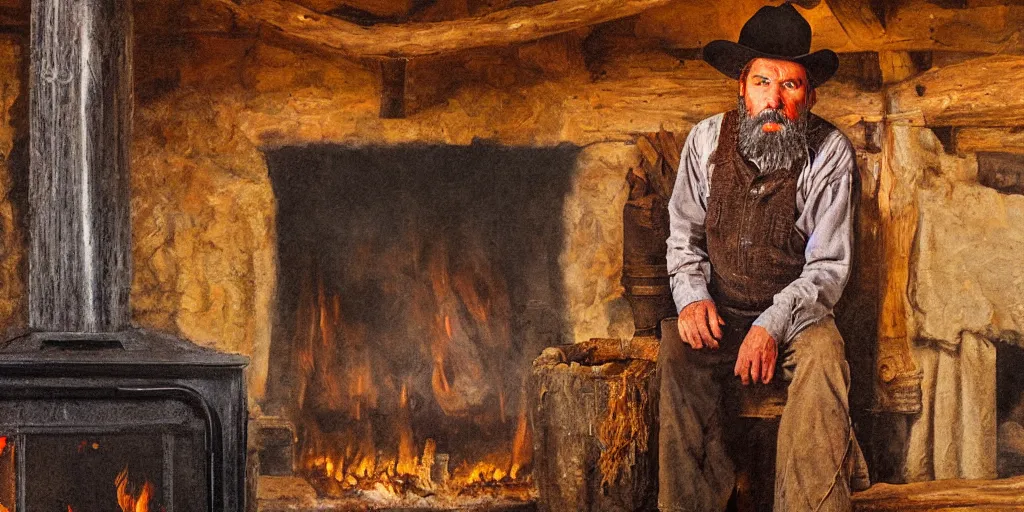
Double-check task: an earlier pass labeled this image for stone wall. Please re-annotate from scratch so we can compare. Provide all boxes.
[0,35,25,338]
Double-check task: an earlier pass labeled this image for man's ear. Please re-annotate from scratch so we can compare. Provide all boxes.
[806,87,817,109]
[739,80,746,98]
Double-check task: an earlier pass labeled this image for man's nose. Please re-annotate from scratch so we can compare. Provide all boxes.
[763,85,782,110]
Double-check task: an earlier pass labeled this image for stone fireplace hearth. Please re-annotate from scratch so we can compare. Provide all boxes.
[260,142,578,508]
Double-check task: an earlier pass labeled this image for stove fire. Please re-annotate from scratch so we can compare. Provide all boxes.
[114,467,155,512]
[58,465,157,512]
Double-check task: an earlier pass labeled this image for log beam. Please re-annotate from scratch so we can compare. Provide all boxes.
[886,55,1024,127]
[878,51,918,86]
[213,0,674,58]
[956,128,1024,155]
[853,475,1024,511]
[825,0,886,48]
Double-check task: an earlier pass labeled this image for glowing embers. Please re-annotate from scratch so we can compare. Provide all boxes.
[291,244,536,505]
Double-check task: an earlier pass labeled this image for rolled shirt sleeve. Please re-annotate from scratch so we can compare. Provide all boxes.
[666,115,721,313]
[752,132,856,344]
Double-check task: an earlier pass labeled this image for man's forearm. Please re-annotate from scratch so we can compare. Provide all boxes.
[753,261,849,344]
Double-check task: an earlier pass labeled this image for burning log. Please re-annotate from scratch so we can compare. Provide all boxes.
[528,337,659,512]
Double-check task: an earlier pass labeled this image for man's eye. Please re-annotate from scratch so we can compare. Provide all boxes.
[783,81,798,90]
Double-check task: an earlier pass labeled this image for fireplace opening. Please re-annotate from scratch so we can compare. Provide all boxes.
[266,142,579,505]
[998,342,1024,477]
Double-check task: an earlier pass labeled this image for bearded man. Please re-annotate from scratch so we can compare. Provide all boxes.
[659,4,857,512]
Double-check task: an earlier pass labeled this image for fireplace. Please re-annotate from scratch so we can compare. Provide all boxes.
[262,142,579,508]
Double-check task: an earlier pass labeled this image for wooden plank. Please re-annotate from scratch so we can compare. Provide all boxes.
[956,128,1024,155]
[853,475,1024,511]
[825,0,886,48]
[886,55,1024,127]
[213,0,674,58]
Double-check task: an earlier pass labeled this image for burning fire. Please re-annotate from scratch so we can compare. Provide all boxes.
[294,243,535,503]
[115,466,153,512]
[65,466,155,512]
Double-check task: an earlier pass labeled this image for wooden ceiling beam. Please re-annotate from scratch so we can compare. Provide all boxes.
[825,0,886,48]
[213,0,674,58]
[886,54,1024,127]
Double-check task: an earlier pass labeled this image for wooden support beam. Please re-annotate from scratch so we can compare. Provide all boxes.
[213,0,674,58]
[878,51,918,85]
[825,0,886,48]
[956,128,1024,155]
[886,55,1024,127]
[875,48,924,414]
[873,122,923,414]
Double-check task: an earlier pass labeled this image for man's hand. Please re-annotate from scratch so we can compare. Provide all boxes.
[677,299,725,350]
[734,326,778,385]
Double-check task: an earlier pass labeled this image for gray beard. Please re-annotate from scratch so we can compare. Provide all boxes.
[736,98,810,175]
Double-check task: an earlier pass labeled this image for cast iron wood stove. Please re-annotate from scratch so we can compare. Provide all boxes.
[0,0,247,510]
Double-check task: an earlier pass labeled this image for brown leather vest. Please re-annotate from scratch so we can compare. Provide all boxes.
[705,110,836,316]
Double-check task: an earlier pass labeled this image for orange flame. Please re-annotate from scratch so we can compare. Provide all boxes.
[510,393,533,480]
[115,466,153,512]
[396,383,417,475]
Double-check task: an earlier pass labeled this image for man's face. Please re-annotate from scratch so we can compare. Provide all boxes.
[739,58,815,132]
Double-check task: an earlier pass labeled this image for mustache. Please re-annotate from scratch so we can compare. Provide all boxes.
[751,108,791,127]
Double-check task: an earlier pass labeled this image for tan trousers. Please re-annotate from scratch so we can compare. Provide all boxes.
[657,316,852,512]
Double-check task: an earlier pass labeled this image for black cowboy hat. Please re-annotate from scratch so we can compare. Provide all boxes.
[702,3,839,88]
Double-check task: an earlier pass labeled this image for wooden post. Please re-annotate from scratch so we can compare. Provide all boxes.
[874,51,923,413]
[29,0,133,332]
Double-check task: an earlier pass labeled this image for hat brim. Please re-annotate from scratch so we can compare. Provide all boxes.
[702,40,839,88]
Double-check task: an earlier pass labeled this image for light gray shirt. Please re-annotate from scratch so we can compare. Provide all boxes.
[666,112,856,344]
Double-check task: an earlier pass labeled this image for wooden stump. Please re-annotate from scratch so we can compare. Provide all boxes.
[528,337,659,512]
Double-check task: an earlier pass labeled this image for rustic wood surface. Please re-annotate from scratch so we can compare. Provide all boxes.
[530,338,657,512]
[853,475,1024,511]
[874,121,925,414]
[214,0,673,58]
[956,128,1024,155]
[824,0,885,48]
[887,55,1024,127]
